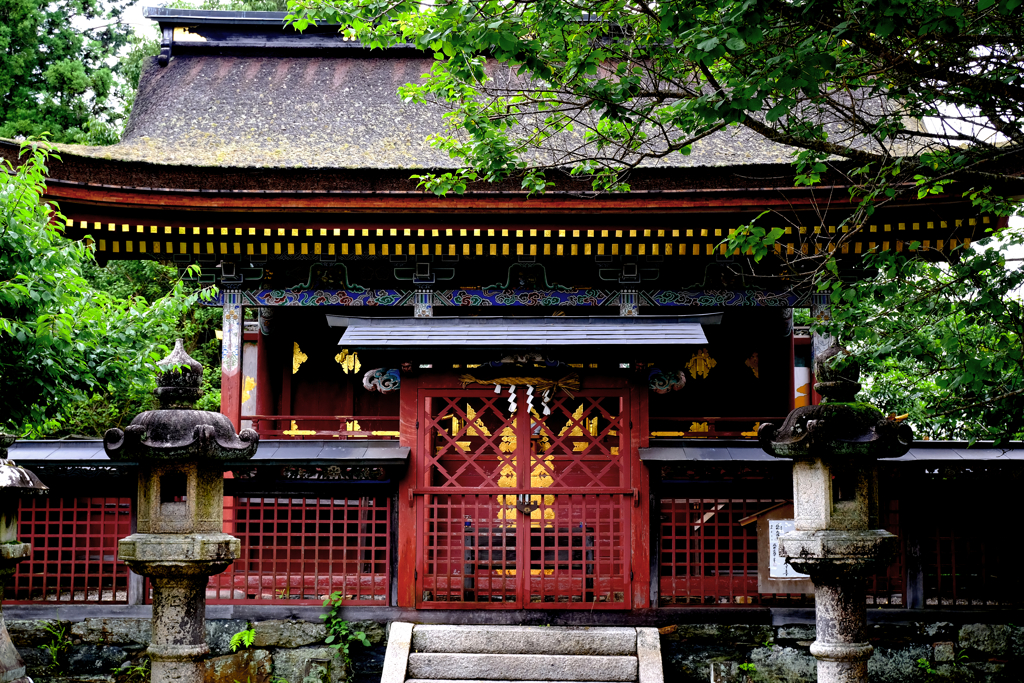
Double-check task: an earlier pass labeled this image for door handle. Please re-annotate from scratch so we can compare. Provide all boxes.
[516,494,539,515]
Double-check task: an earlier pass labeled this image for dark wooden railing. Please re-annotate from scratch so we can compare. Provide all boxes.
[648,416,787,440]
[246,415,782,440]
[242,415,400,439]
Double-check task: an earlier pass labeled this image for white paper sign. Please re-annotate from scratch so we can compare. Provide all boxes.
[769,519,810,579]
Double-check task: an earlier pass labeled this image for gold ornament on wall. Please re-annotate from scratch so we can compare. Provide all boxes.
[745,352,760,379]
[334,349,361,374]
[241,377,256,404]
[283,420,316,436]
[292,343,308,374]
[685,348,717,379]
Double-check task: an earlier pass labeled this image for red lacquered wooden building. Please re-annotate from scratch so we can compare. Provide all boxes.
[4,8,1012,615]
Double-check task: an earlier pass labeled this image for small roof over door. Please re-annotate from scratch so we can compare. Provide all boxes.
[328,315,711,352]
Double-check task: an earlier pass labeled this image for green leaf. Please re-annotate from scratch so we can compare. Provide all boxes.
[766,104,789,122]
[696,37,720,51]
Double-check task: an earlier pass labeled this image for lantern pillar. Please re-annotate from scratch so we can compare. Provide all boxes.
[105,340,258,683]
[0,435,48,683]
[759,345,912,683]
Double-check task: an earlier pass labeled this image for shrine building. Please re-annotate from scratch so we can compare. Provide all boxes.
[3,8,1019,619]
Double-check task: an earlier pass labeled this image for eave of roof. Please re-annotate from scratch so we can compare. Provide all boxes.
[640,440,1024,462]
[6,439,410,467]
[337,318,708,349]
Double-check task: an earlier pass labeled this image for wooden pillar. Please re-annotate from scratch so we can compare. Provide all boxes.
[630,380,651,609]
[395,373,419,607]
[254,312,275,433]
[788,313,797,411]
[220,292,243,431]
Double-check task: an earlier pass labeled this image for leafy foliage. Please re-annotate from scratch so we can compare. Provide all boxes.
[31,260,223,438]
[229,623,257,652]
[37,621,72,673]
[287,0,1022,206]
[320,591,370,678]
[0,142,201,435]
[0,0,137,143]
[826,235,1023,444]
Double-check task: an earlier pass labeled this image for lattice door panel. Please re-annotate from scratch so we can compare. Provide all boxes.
[6,497,132,604]
[422,493,520,605]
[424,393,519,489]
[529,394,627,490]
[210,495,390,604]
[525,493,629,607]
[417,387,633,609]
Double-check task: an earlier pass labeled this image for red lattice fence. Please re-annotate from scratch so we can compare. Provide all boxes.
[206,495,391,604]
[5,497,132,604]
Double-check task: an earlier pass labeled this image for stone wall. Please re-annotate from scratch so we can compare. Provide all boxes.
[661,622,1024,683]
[10,617,1024,683]
[7,619,387,683]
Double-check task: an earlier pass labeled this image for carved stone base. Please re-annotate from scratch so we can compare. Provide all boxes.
[807,577,873,683]
[782,529,897,576]
[1,602,28,683]
[120,535,240,683]
[119,532,240,567]
[1,548,32,683]
[147,576,215,683]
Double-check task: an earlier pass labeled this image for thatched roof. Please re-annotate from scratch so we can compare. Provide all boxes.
[46,8,918,173]
[54,53,808,171]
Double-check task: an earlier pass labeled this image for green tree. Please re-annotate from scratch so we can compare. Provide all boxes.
[0,0,136,143]
[0,141,199,435]
[284,0,1023,440]
[48,260,224,438]
[831,233,1023,443]
[286,0,1023,204]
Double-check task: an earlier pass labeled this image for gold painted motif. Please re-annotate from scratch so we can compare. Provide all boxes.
[740,422,761,438]
[689,421,709,432]
[463,405,492,436]
[686,348,717,379]
[334,349,361,374]
[555,404,598,452]
[292,343,308,374]
[745,352,760,378]
[283,420,316,436]
[241,376,256,404]
[346,419,365,437]
[495,411,555,530]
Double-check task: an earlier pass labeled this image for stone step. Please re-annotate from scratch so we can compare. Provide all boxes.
[406,680,629,683]
[406,653,639,682]
[411,625,638,656]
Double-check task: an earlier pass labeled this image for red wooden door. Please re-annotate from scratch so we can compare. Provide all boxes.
[416,386,631,609]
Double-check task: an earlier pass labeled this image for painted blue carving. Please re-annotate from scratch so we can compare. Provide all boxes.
[363,368,401,394]
[206,288,806,307]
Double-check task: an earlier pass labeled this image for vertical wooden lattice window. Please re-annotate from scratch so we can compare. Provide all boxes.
[5,497,132,604]
[208,495,391,604]
[659,498,814,606]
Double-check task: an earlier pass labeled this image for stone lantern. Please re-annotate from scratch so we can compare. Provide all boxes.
[1,434,48,683]
[759,345,912,683]
[104,340,258,683]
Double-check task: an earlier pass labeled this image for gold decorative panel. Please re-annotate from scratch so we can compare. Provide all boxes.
[686,348,717,379]
[292,343,308,374]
